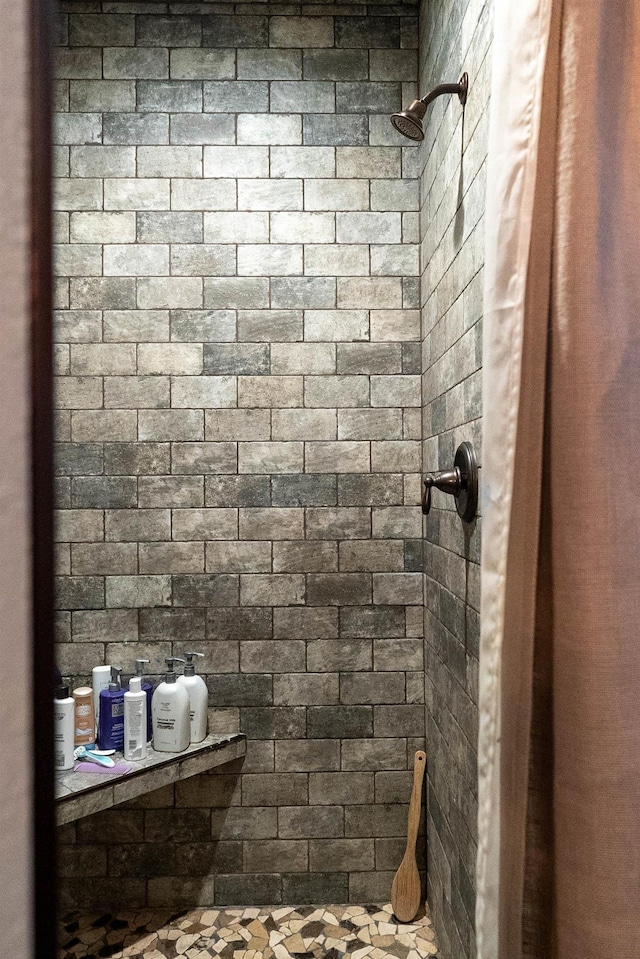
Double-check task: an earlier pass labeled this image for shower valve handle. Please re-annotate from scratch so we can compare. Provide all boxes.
[421,469,461,515]
[421,442,479,524]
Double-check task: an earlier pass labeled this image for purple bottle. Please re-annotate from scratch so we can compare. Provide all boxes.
[98,666,125,752]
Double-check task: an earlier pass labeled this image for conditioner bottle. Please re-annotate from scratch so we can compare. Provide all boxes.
[177,651,208,744]
[124,676,148,762]
[152,658,190,753]
[54,685,75,770]
[134,658,154,743]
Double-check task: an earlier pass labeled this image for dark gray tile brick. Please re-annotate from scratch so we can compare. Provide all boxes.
[271,474,336,507]
[307,706,373,739]
[202,15,269,49]
[172,574,239,608]
[204,344,270,375]
[335,17,400,48]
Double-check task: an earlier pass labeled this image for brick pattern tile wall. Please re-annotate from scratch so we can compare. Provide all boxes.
[54,2,426,909]
[418,0,490,956]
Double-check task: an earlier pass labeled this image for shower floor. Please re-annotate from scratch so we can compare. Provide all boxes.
[58,902,439,959]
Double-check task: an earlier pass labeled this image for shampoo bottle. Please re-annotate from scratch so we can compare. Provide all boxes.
[177,651,208,744]
[134,658,154,743]
[98,666,125,752]
[152,658,190,753]
[92,664,111,730]
[73,686,95,746]
[124,676,148,762]
[54,685,75,771]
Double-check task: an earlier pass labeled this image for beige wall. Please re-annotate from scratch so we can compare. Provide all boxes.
[0,0,35,954]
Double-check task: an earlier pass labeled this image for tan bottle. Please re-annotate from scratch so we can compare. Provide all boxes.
[73,686,95,746]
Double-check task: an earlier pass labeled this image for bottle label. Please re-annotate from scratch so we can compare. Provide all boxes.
[156,719,175,729]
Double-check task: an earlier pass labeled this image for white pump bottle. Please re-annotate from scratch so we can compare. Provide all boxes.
[176,651,208,743]
[151,657,190,753]
[124,675,148,762]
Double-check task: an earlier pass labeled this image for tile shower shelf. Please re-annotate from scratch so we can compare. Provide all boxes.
[55,732,246,825]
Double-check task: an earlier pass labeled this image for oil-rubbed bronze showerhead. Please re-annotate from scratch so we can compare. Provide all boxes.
[390,100,427,141]
[391,73,469,142]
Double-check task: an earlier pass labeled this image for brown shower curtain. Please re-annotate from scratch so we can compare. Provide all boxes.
[477,1,640,957]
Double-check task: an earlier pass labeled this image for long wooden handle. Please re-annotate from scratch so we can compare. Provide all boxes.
[405,750,426,854]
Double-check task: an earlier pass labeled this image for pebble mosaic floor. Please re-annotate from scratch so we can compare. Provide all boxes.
[58,902,439,959]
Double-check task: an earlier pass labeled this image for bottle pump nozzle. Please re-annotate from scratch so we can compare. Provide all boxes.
[135,658,150,677]
[108,666,122,691]
[164,657,185,683]
[183,651,204,676]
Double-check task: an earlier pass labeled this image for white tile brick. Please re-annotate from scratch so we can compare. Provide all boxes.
[337,213,402,244]
[70,212,136,244]
[104,310,170,342]
[69,79,135,112]
[271,147,335,179]
[104,178,170,211]
[54,113,102,146]
[303,306,370,344]
[370,245,419,276]
[336,147,401,179]
[370,309,421,341]
[204,277,269,310]
[171,179,236,211]
[70,343,136,375]
[103,244,169,276]
[271,212,334,244]
[204,146,270,178]
[70,146,136,178]
[54,179,102,212]
[270,81,335,113]
[237,115,302,146]
[137,277,203,310]
[304,246,369,276]
[237,245,303,276]
[138,343,202,375]
[204,211,268,244]
[304,179,369,211]
[305,441,370,473]
[239,442,304,474]
[54,244,102,277]
[137,146,202,178]
[103,47,168,79]
[171,376,236,409]
[237,49,301,80]
[337,276,403,310]
[270,343,335,375]
[238,180,302,211]
[271,409,336,440]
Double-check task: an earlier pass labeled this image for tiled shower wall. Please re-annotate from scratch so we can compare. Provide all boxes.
[418,0,490,956]
[54,2,426,909]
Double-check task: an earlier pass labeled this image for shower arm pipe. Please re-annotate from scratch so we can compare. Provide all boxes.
[421,75,468,109]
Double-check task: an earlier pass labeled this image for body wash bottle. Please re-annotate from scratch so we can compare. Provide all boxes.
[98,666,125,752]
[177,651,208,744]
[73,686,95,746]
[54,685,75,770]
[124,676,148,762]
[152,658,190,753]
[134,658,154,743]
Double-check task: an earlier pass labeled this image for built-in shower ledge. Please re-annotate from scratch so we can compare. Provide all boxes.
[55,732,246,825]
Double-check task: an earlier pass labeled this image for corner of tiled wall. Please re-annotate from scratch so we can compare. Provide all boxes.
[418,0,491,956]
[54,0,427,911]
